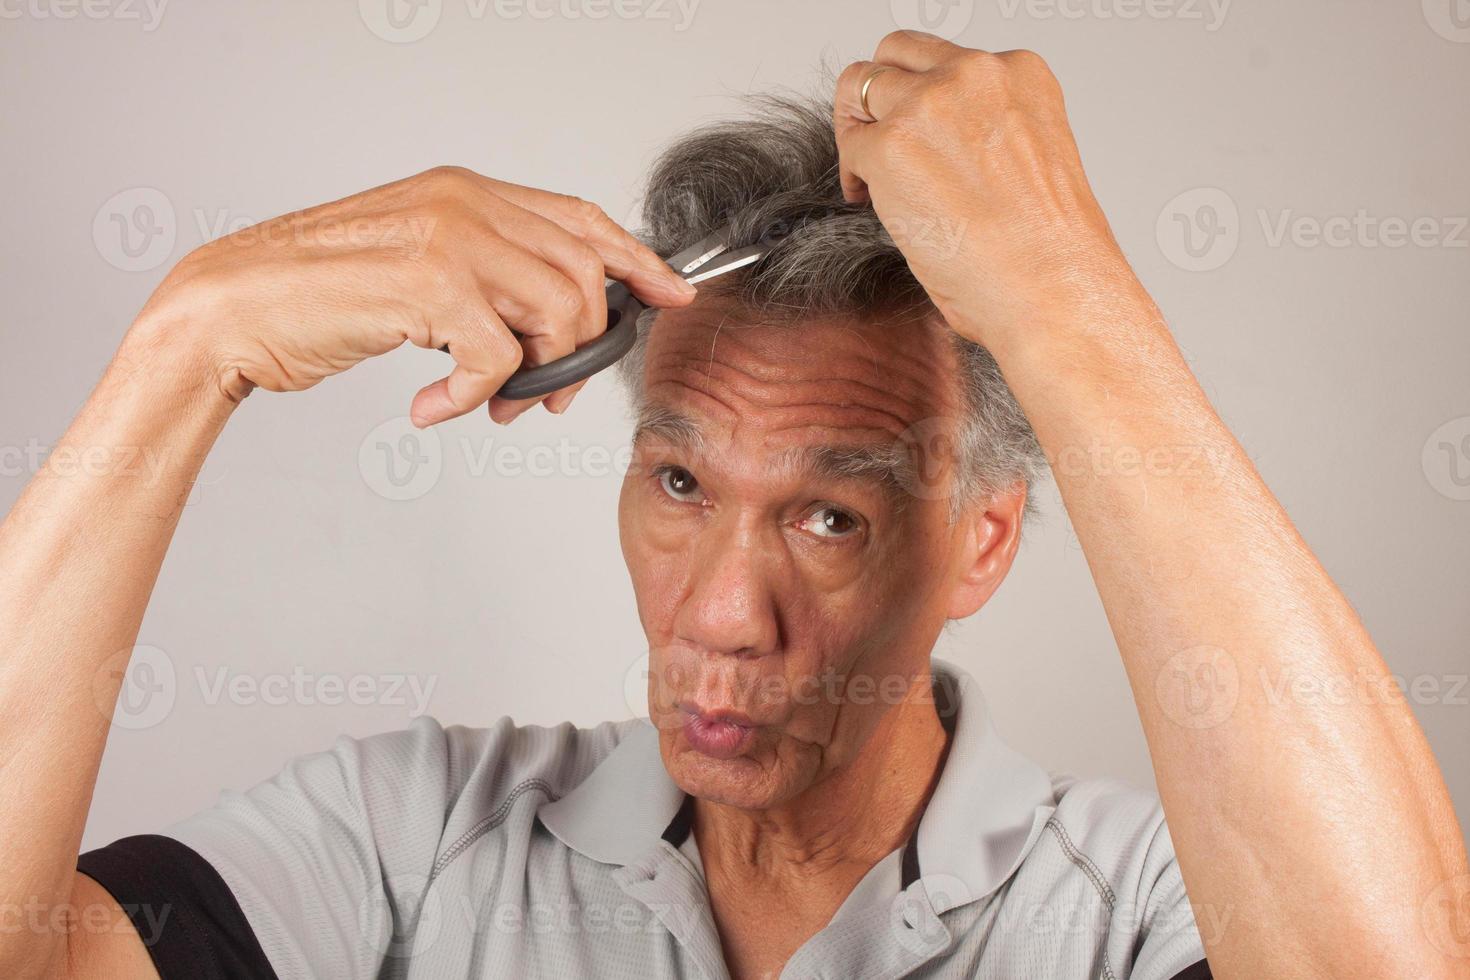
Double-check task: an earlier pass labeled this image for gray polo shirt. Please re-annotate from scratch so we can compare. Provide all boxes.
[80,659,1212,979]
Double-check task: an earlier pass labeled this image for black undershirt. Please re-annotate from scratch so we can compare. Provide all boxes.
[78,834,278,979]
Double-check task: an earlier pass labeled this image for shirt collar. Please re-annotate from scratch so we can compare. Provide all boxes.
[536,658,1058,908]
[536,717,685,866]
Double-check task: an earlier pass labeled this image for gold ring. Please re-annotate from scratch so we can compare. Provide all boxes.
[859,66,895,121]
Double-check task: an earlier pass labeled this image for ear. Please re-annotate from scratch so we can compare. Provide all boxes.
[945,484,1027,620]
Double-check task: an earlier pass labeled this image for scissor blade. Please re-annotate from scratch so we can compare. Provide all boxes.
[676,244,730,276]
[683,245,767,285]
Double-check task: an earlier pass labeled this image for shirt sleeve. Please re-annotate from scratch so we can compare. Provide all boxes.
[1123,816,1213,980]
[78,834,278,978]
[1045,776,1211,980]
[78,715,461,980]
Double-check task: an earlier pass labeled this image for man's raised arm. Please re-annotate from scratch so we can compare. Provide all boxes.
[834,30,1469,979]
[0,167,695,979]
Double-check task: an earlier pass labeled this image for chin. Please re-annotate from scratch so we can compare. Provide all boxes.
[659,732,790,810]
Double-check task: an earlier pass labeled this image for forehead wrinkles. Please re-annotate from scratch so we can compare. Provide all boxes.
[642,308,958,443]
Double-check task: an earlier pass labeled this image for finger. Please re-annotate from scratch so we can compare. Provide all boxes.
[833,61,920,202]
[410,304,523,427]
[497,208,610,417]
[487,183,697,308]
[834,114,889,204]
[483,319,585,423]
[466,236,589,349]
[835,59,919,126]
[463,235,609,420]
[499,319,596,417]
[445,180,628,418]
[540,377,587,415]
[872,29,967,72]
[483,209,620,418]
[488,202,613,354]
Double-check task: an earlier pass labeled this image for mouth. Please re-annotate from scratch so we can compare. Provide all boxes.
[679,704,756,760]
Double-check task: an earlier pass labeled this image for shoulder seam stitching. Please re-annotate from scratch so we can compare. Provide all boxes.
[428,777,557,885]
[1045,815,1120,980]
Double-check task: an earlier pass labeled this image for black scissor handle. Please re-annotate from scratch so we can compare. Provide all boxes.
[438,280,647,401]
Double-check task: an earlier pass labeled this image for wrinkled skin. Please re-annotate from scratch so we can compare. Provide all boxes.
[618,297,1025,810]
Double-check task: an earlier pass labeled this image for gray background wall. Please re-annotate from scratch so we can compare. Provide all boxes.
[0,0,1465,852]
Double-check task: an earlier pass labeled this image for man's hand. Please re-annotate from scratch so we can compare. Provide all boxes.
[833,32,1143,352]
[0,168,694,980]
[140,166,695,425]
[835,31,1470,980]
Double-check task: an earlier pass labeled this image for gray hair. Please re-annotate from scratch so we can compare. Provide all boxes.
[617,93,1045,512]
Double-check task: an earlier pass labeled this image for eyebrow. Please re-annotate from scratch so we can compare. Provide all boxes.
[631,405,918,508]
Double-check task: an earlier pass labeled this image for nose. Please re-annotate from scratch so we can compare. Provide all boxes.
[671,514,781,660]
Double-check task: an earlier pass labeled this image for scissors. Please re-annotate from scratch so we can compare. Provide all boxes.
[445,224,768,401]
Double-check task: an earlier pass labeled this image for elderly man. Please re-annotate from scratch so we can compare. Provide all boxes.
[1,32,1464,980]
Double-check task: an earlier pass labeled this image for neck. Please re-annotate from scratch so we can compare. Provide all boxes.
[693,671,951,881]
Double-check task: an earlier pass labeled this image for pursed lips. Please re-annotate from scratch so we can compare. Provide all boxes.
[678,703,757,759]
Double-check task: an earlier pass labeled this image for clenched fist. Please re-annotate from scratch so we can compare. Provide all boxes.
[835,32,1144,351]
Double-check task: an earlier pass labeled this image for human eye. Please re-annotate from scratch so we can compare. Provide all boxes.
[653,464,705,504]
[795,504,864,540]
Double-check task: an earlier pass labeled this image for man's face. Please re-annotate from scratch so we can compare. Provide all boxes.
[618,296,1003,811]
